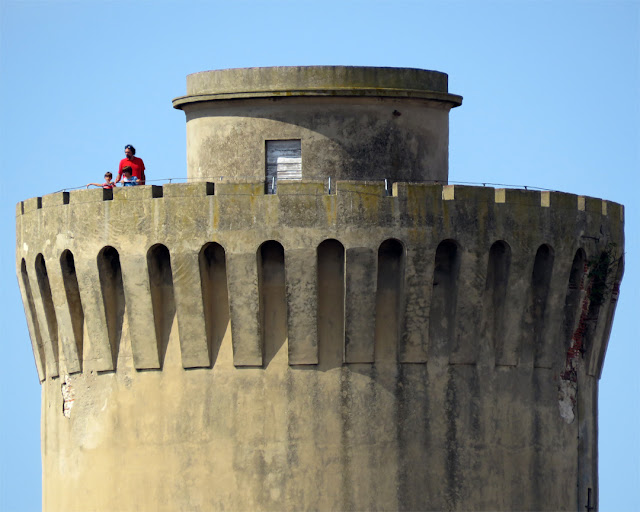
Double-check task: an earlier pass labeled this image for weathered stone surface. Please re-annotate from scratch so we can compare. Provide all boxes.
[15,67,624,512]
[173,66,461,184]
[15,180,624,511]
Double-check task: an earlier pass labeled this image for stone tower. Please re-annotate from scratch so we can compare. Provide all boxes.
[16,66,624,511]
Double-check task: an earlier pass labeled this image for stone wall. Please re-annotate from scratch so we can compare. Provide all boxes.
[16,181,624,511]
[172,66,462,183]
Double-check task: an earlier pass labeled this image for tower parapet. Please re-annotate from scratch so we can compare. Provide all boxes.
[16,180,623,510]
[16,67,624,511]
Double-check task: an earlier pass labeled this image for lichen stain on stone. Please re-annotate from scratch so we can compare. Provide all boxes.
[61,375,75,418]
[322,195,337,226]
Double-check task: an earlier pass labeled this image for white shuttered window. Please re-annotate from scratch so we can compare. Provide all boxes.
[266,140,302,193]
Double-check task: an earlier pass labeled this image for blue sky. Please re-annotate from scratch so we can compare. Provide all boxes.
[1,1,638,510]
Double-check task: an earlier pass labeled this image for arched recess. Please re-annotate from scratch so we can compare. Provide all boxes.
[317,239,345,367]
[429,239,460,358]
[483,241,512,359]
[20,258,45,376]
[562,248,586,353]
[374,238,405,361]
[147,244,176,367]
[257,241,287,367]
[60,250,84,363]
[97,246,125,366]
[199,242,229,365]
[35,254,59,370]
[527,244,555,362]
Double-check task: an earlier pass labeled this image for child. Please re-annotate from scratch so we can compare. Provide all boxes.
[121,167,139,186]
[87,172,115,189]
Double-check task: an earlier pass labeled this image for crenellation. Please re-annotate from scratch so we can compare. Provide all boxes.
[15,183,624,377]
[162,181,214,198]
[499,187,543,207]
[583,195,603,214]
[336,181,393,230]
[444,184,494,204]
[545,190,576,212]
[41,191,68,208]
[276,180,324,196]
[278,188,325,228]
[541,190,551,207]
[215,181,264,196]
[13,182,625,228]
[66,187,105,206]
[609,201,624,224]
[335,180,387,197]
[112,184,163,202]
[22,196,41,214]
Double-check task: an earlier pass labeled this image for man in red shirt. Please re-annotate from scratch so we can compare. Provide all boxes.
[115,144,146,185]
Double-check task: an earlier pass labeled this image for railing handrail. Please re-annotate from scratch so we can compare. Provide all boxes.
[53,175,560,195]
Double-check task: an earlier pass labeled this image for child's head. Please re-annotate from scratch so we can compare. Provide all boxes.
[104,172,113,181]
[122,166,132,177]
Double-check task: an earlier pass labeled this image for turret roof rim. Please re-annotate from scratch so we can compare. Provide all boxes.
[171,89,463,109]
[185,65,448,78]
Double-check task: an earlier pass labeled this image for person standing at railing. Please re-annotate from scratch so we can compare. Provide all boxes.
[86,172,115,189]
[120,167,139,186]
[115,144,146,185]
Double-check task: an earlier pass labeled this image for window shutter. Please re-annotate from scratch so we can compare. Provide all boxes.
[266,140,302,192]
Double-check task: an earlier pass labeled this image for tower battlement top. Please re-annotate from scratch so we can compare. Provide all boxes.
[17,181,624,382]
[15,181,625,221]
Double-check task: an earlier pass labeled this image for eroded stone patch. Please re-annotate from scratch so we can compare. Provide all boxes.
[61,375,75,418]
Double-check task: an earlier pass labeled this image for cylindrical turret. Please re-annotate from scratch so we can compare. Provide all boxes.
[172,66,462,183]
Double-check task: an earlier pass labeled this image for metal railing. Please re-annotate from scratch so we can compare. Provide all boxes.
[54,175,560,195]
